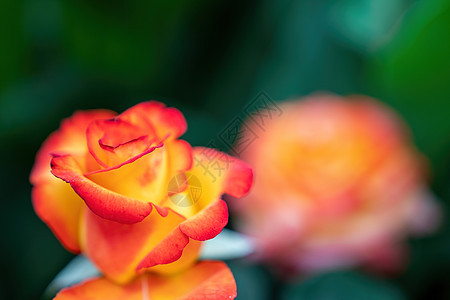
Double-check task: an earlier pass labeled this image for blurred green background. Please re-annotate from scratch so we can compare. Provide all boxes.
[1,0,450,299]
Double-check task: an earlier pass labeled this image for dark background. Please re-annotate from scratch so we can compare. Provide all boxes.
[1,0,450,299]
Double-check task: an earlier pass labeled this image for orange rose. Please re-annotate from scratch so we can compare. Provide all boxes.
[232,94,439,273]
[54,261,237,300]
[30,101,252,283]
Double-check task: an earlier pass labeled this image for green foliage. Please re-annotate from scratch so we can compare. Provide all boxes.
[281,271,405,300]
[369,0,450,188]
[227,261,273,300]
[0,0,27,92]
[1,0,450,299]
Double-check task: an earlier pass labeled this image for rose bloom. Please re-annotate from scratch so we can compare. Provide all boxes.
[54,261,236,300]
[232,94,440,273]
[30,101,252,283]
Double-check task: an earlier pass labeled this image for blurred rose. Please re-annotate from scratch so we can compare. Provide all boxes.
[232,94,440,273]
[30,101,252,283]
[54,261,237,300]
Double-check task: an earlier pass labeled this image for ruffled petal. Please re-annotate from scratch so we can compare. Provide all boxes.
[54,261,237,300]
[51,154,153,224]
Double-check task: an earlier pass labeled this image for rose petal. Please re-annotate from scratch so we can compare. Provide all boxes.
[166,139,193,176]
[136,227,202,274]
[81,206,187,283]
[86,144,169,207]
[31,110,115,185]
[51,154,153,224]
[30,110,115,252]
[164,147,252,219]
[54,261,237,300]
[177,261,237,300]
[191,147,252,210]
[120,101,187,140]
[137,199,227,271]
[86,118,156,168]
[135,227,189,270]
[179,199,229,241]
[32,179,83,253]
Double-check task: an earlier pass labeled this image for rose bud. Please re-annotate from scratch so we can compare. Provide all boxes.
[232,94,440,274]
[30,101,252,283]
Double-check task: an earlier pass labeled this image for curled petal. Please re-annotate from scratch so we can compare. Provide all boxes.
[144,238,202,275]
[51,154,153,224]
[31,110,115,185]
[54,261,237,300]
[81,206,188,283]
[86,143,168,206]
[136,227,189,270]
[120,101,187,140]
[179,199,229,241]
[137,199,227,271]
[136,227,202,273]
[86,118,157,168]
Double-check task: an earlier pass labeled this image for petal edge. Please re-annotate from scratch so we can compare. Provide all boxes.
[51,154,152,223]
